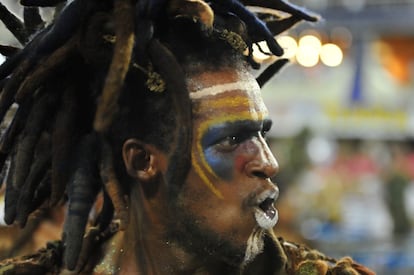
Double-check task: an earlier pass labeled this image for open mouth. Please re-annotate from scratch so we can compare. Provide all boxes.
[254,190,279,229]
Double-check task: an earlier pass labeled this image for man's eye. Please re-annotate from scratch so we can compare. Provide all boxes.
[217,136,238,148]
[214,132,255,151]
[215,135,243,151]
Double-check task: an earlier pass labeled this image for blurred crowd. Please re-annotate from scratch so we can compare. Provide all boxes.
[271,129,414,274]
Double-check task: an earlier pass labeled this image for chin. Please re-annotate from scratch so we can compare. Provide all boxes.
[168,210,250,267]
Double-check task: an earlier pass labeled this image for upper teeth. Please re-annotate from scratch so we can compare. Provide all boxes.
[256,189,278,205]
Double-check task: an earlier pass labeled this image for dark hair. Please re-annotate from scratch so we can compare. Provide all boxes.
[0,0,317,270]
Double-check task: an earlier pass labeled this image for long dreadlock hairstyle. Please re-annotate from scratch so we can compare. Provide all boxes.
[0,0,317,271]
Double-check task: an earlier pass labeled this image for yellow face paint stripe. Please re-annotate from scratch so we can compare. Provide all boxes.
[194,96,252,113]
[193,111,268,198]
[191,150,224,199]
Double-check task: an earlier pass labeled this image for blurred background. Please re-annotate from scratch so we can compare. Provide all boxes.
[1,0,414,274]
[255,1,414,274]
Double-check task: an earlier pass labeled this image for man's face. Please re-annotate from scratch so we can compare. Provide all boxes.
[171,66,280,264]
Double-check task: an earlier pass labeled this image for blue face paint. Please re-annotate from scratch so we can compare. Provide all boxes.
[201,119,272,181]
[203,146,234,180]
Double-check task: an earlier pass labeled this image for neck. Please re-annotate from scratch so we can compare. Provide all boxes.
[119,242,235,275]
[114,185,238,275]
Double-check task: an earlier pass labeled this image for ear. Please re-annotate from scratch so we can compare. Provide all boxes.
[122,139,160,182]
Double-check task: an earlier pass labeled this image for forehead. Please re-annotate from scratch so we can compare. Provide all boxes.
[188,68,268,122]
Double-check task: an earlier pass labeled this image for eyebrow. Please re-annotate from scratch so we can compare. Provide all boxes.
[201,118,273,147]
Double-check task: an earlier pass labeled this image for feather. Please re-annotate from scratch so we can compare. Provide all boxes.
[0,2,28,44]
[0,45,20,57]
[168,0,214,29]
[213,0,284,56]
[256,58,288,87]
[242,0,319,22]
[265,15,301,36]
[23,6,44,35]
[20,0,67,7]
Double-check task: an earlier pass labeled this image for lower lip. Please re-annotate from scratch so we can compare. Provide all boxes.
[254,207,278,229]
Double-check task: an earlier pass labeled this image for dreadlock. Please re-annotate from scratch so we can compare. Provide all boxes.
[0,0,317,271]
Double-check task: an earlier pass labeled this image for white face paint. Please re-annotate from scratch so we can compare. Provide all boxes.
[189,80,261,100]
[188,72,268,122]
[243,227,265,265]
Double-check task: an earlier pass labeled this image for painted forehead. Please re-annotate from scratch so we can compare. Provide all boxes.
[187,69,270,198]
[187,69,268,118]
[188,69,258,98]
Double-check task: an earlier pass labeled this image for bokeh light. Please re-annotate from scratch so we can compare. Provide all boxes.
[341,0,366,12]
[320,43,343,67]
[296,45,319,67]
[299,34,322,51]
[296,35,322,67]
[277,35,298,59]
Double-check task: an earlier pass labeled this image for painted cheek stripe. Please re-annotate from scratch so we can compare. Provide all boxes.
[191,150,224,199]
[189,80,260,99]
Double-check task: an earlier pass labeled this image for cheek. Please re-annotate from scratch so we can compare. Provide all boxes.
[203,143,258,181]
[234,155,248,172]
[234,141,260,171]
[204,148,234,180]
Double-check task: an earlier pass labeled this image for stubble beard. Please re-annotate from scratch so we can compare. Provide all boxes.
[166,199,249,268]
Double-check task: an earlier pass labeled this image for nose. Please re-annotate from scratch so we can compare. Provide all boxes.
[245,135,279,179]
